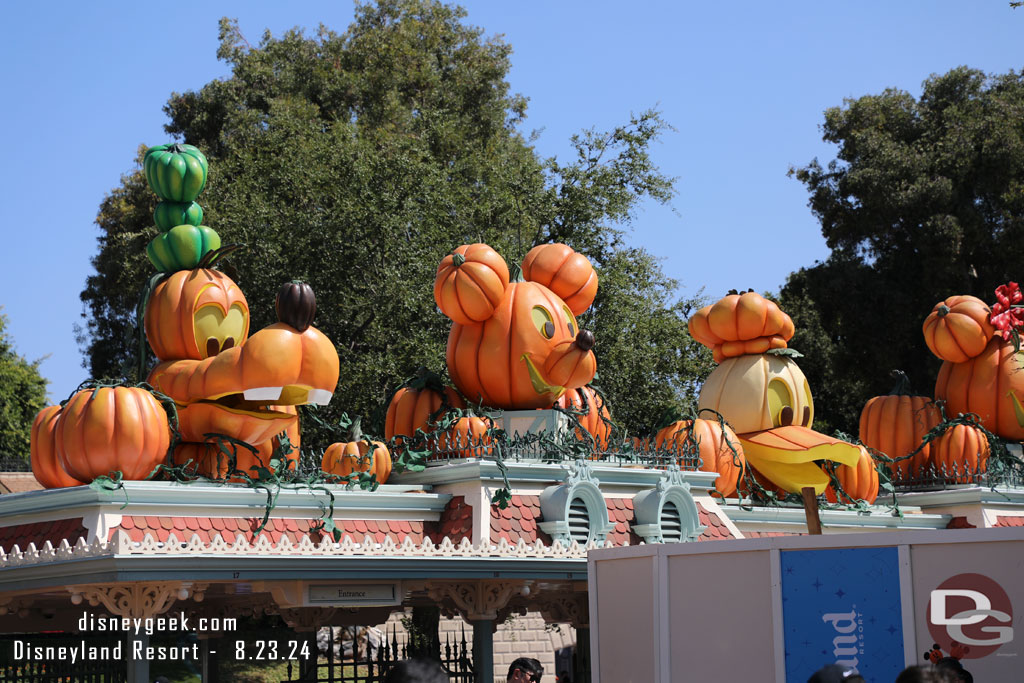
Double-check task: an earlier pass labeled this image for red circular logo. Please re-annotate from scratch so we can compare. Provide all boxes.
[926,573,1013,659]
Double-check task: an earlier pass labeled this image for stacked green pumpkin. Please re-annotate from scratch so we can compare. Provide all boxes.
[144,143,220,271]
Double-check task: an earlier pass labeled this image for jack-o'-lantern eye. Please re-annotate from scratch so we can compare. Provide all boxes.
[194,303,248,358]
[563,306,577,337]
[767,378,794,427]
[531,306,555,339]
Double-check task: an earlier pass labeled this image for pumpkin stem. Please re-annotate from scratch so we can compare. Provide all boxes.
[510,263,524,283]
[888,369,916,396]
[169,143,186,154]
[452,253,466,267]
[350,416,364,442]
[936,304,950,317]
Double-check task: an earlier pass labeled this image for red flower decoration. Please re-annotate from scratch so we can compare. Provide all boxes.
[991,281,1024,340]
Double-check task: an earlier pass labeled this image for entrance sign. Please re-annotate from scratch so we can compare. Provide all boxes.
[308,583,400,606]
[780,547,905,682]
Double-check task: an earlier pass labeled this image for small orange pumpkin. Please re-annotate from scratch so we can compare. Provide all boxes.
[824,446,879,504]
[55,387,171,482]
[436,413,493,459]
[30,405,85,489]
[859,373,941,482]
[931,423,990,483]
[145,268,250,361]
[175,420,299,481]
[922,295,995,363]
[654,418,746,497]
[322,418,392,484]
[556,385,612,452]
[434,244,510,326]
[385,371,466,442]
[521,243,598,316]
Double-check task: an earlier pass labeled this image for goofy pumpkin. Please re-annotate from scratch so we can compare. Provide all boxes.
[434,243,598,410]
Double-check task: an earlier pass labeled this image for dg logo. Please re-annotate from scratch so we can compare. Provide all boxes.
[927,573,1014,659]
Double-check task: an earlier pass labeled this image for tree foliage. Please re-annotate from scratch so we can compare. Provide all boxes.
[783,66,1024,434]
[0,313,49,462]
[80,0,707,447]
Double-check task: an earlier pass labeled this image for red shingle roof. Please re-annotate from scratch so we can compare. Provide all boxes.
[697,503,737,541]
[947,516,977,529]
[491,495,550,545]
[0,473,44,494]
[0,518,88,549]
[112,516,427,545]
[742,530,807,538]
[994,516,1024,527]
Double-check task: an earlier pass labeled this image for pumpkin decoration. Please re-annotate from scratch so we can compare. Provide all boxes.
[434,243,511,326]
[922,295,995,363]
[153,201,203,231]
[144,143,209,203]
[654,418,745,497]
[931,423,990,484]
[688,291,795,363]
[446,279,596,409]
[30,405,84,489]
[322,418,392,484]
[935,336,1024,441]
[698,352,813,435]
[436,412,493,459]
[556,384,612,452]
[859,372,942,481]
[147,224,221,272]
[824,446,879,504]
[55,387,171,482]
[276,281,317,332]
[145,268,250,361]
[175,414,300,481]
[521,243,598,316]
[384,370,466,443]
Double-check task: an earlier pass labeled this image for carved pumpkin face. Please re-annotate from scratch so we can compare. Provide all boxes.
[698,354,814,435]
[447,280,596,409]
[145,269,250,361]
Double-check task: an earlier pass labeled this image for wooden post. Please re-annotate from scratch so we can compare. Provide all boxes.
[801,486,823,535]
[471,619,494,683]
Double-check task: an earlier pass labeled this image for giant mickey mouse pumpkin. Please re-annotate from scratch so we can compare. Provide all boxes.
[435,243,598,410]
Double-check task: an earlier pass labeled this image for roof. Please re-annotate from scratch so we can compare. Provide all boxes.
[0,473,43,495]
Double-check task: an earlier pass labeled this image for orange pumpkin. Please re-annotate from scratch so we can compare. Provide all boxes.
[932,423,989,483]
[446,280,596,409]
[654,418,746,497]
[322,419,392,484]
[521,243,598,316]
[688,291,794,362]
[385,380,465,442]
[55,387,171,482]
[922,295,995,363]
[145,268,250,361]
[556,385,612,452]
[436,414,493,459]
[859,377,941,482]
[935,336,1024,441]
[175,418,299,481]
[824,446,879,504]
[434,244,511,326]
[30,405,85,489]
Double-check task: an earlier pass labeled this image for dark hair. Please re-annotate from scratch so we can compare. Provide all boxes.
[806,663,865,683]
[384,657,449,683]
[894,666,959,683]
[508,657,544,681]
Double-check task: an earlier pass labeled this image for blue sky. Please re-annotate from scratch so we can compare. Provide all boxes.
[1,1,1021,404]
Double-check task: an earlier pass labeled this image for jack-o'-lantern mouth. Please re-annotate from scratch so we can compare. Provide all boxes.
[196,385,332,418]
[521,354,566,398]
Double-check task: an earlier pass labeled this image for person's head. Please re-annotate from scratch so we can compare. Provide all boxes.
[895,666,959,683]
[384,657,449,683]
[507,657,544,683]
[933,658,973,683]
[806,664,865,683]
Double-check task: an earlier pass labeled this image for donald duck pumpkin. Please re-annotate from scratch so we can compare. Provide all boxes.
[689,291,866,495]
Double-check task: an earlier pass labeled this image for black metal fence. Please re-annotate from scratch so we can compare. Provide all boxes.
[893,460,1024,492]
[283,624,473,683]
[0,634,126,682]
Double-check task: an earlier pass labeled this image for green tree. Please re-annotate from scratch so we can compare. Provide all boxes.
[80,0,707,445]
[783,66,1024,434]
[0,312,49,462]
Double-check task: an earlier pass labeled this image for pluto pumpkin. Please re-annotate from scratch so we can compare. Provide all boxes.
[437,243,598,410]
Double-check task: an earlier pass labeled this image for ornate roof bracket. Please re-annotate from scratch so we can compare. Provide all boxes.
[66,581,208,620]
[425,579,528,621]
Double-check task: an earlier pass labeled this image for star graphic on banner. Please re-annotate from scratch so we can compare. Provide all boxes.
[786,566,794,574]
[835,588,846,599]
[803,639,812,647]
[869,616,877,625]
[887,625,898,635]
[812,578,823,590]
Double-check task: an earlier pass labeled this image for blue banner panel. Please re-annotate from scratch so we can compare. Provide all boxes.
[781,547,904,682]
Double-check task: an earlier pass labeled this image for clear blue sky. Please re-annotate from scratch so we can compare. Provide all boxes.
[1,1,1021,404]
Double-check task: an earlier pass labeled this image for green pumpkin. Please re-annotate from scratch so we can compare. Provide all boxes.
[144,144,209,203]
[147,225,221,272]
[154,201,203,231]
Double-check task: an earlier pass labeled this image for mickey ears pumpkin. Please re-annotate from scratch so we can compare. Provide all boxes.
[521,243,598,316]
[434,244,511,325]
